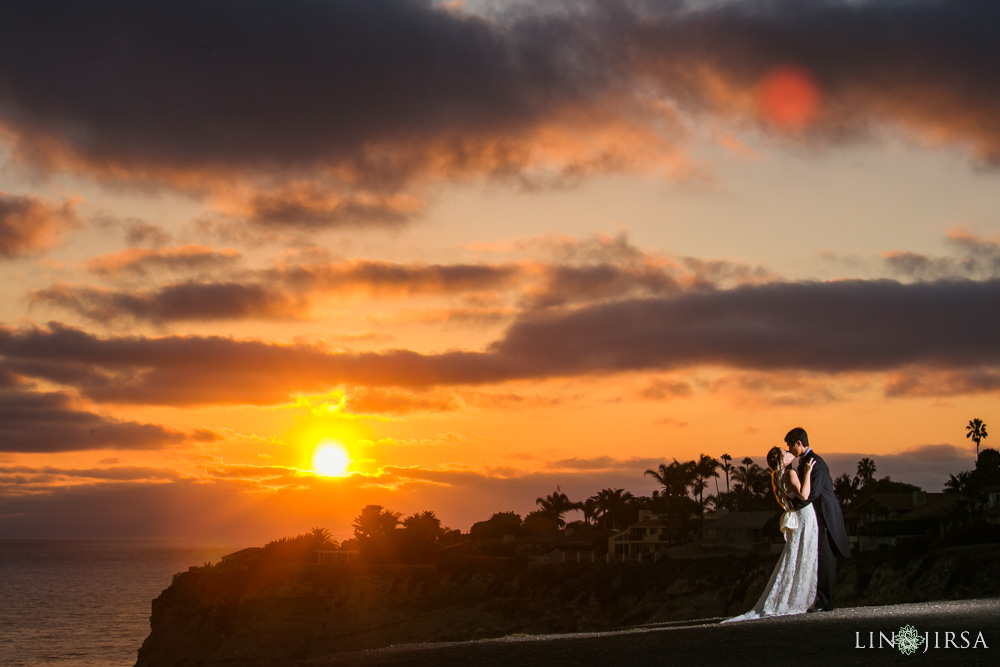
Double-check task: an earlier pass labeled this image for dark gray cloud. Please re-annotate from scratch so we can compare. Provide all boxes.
[31,282,305,323]
[85,245,243,278]
[0,192,80,258]
[243,189,424,229]
[884,368,1000,398]
[491,278,1000,376]
[524,263,681,309]
[0,0,614,191]
[31,260,523,323]
[885,232,1000,281]
[626,0,1000,159]
[31,234,768,325]
[0,0,997,210]
[345,388,461,415]
[0,464,184,482]
[5,278,1000,406]
[0,389,217,452]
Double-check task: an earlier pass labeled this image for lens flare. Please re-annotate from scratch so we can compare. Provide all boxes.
[756,65,821,131]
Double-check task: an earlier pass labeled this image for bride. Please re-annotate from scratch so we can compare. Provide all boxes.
[724,446,818,622]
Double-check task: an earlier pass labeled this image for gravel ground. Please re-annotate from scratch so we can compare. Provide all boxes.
[316,598,1000,666]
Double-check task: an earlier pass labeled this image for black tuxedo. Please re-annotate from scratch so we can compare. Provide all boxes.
[792,449,850,609]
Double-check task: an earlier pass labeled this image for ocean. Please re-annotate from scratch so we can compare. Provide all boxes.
[0,539,241,666]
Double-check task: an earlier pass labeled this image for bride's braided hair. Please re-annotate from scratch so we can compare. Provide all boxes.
[766,446,791,511]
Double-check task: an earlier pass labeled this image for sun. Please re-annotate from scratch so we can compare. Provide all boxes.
[311,440,352,477]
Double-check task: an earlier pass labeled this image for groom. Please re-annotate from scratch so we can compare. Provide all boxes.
[785,427,850,612]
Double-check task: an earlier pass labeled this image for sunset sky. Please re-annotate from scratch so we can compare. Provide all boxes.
[2,0,998,542]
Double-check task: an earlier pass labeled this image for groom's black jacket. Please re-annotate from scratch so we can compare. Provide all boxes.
[792,450,850,558]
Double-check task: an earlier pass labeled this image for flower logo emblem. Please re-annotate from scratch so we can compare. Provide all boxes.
[896,625,926,655]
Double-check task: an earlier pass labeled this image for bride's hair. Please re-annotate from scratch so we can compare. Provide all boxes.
[766,446,791,511]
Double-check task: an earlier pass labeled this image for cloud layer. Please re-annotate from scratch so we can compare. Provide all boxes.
[6,278,1000,406]
[0,192,80,258]
[2,0,999,224]
[0,389,218,453]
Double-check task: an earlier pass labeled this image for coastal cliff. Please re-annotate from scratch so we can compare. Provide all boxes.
[135,542,1000,666]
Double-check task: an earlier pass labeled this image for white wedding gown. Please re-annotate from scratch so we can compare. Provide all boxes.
[724,500,818,622]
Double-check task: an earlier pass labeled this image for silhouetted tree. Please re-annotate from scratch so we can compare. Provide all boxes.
[263,530,334,563]
[730,457,772,510]
[470,511,523,539]
[945,470,973,494]
[645,460,695,498]
[309,526,335,548]
[589,488,634,530]
[833,473,858,505]
[535,487,583,528]
[944,448,1000,496]
[967,418,989,458]
[523,509,560,535]
[353,505,400,540]
[352,504,402,563]
[581,497,599,526]
[712,490,737,512]
[693,454,720,522]
[856,457,877,490]
[645,459,699,542]
[720,453,733,493]
[400,510,445,562]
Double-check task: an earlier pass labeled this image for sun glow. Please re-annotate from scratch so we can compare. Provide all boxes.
[311,440,352,477]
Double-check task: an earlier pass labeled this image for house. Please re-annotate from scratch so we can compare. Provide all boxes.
[608,510,672,558]
[219,546,263,571]
[699,511,777,551]
[983,484,1000,526]
[845,491,969,550]
[518,525,617,563]
[314,548,359,564]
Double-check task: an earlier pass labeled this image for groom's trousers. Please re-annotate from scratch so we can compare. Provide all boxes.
[816,516,837,609]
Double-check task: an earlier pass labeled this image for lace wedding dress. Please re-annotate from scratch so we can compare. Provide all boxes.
[723,484,818,622]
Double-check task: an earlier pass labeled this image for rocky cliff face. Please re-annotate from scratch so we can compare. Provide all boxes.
[135,543,1000,666]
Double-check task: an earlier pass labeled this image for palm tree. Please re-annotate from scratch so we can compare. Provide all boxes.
[645,459,697,543]
[944,470,972,494]
[309,526,334,548]
[833,473,858,505]
[730,457,757,490]
[644,460,695,499]
[967,418,989,458]
[535,486,583,528]
[581,497,599,526]
[856,457,877,490]
[720,453,733,494]
[591,488,634,530]
[731,457,771,510]
[693,454,720,522]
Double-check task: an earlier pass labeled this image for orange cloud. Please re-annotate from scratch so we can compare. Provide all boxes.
[85,244,242,277]
[8,277,1000,409]
[0,192,81,258]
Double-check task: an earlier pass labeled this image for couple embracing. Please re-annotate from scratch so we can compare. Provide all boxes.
[726,427,850,622]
